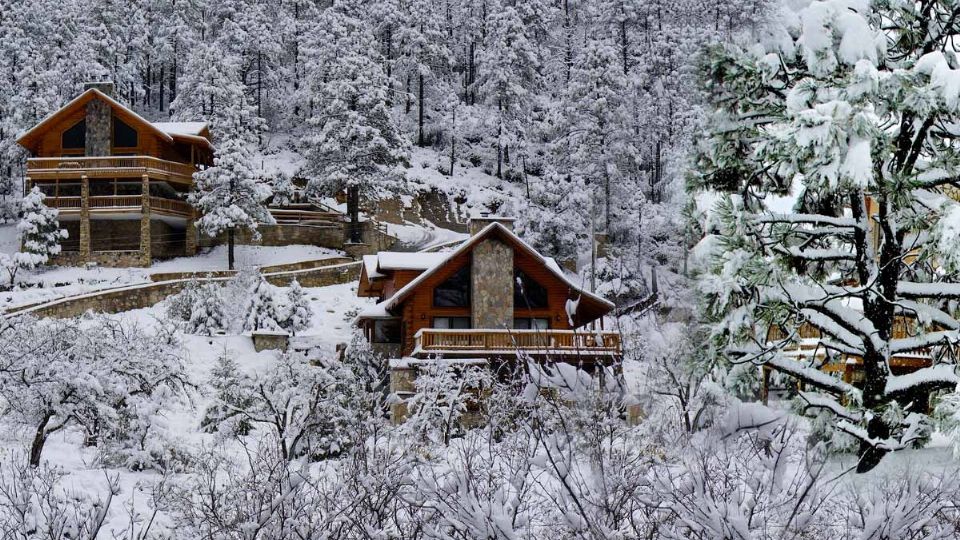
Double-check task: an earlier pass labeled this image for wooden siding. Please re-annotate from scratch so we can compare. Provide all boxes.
[27,96,203,166]
[394,248,583,356]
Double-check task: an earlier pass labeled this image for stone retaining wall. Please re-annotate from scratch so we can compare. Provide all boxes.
[8,261,361,320]
[148,257,354,282]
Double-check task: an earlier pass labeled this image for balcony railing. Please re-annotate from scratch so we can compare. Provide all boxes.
[43,195,192,218]
[27,156,197,184]
[413,328,622,357]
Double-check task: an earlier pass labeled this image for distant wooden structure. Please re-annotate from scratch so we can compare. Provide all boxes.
[17,82,213,267]
[355,215,621,420]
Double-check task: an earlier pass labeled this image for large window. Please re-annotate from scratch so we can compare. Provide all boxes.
[372,320,401,343]
[433,265,470,307]
[514,268,548,309]
[513,318,549,330]
[433,317,471,329]
[113,116,138,148]
[62,120,86,150]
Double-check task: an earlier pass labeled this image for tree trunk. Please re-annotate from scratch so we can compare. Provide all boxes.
[159,64,165,112]
[449,106,456,176]
[29,413,52,467]
[418,73,425,147]
[228,228,235,271]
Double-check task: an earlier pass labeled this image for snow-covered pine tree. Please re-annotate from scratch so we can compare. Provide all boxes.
[282,278,312,335]
[200,351,254,437]
[302,2,409,199]
[1,186,67,286]
[694,0,960,472]
[551,34,631,234]
[188,283,226,336]
[189,135,273,270]
[245,274,282,332]
[476,1,540,179]
[17,186,66,266]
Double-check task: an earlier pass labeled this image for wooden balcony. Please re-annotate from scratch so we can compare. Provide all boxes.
[27,156,197,185]
[43,195,192,218]
[413,328,622,358]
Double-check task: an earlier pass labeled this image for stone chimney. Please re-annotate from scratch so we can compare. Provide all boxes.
[468,212,515,236]
[83,82,114,156]
[83,81,114,96]
[469,212,514,328]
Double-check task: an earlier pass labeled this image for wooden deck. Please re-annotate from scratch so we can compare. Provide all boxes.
[26,156,197,185]
[43,195,192,218]
[412,328,622,358]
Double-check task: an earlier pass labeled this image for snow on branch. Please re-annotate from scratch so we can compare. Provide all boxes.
[894,300,960,330]
[799,391,862,423]
[885,364,960,395]
[798,308,866,354]
[749,213,859,228]
[889,331,960,354]
[898,281,960,299]
[775,246,856,261]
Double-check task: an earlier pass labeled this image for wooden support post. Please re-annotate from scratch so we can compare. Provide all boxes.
[80,175,90,260]
[140,175,152,267]
[185,208,198,256]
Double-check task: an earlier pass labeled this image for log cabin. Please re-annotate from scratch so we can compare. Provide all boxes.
[15,82,356,267]
[16,82,214,267]
[355,215,621,419]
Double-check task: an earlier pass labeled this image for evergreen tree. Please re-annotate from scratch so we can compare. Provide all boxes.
[189,136,273,270]
[694,0,960,472]
[282,278,312,335]
[245,274,282,332]
[188,283,226,336]
[200,351,254,437]
[17,186,66,267]
[302,2,409,198]
[1,187,67,286]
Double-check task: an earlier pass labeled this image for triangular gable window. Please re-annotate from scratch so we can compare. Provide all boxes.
[113,116,138,148]
[514,268,548,309]
[433,265,470,307]
[62,120,86,149]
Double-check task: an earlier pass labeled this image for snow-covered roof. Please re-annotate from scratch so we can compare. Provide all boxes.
[376,252,449,271]
[375,222,614,316]
[362,255,383,279]
[152,121,208,136]
[16,89,213,152]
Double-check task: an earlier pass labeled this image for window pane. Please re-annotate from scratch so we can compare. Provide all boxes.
[113,116,138,148]
[62,120,86,149]
[433,317,470,329]
[433,265,470,307]
[532,318,549,330]
[514,269,548,309]
[513,318,531,330]
[373,320,401,343]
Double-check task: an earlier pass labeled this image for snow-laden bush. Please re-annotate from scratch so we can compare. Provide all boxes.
[205,352,356,461]
[0,451,120,538]
[166,281,227,336]
[0,316,189,469]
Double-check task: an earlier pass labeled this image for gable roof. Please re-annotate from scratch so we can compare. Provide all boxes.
[367,222,614,323]
[16,89,213,152]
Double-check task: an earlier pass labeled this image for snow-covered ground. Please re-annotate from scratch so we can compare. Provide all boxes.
[0,281,372,534]
[0,222,345,311]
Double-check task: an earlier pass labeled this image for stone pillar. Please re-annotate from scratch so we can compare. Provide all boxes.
[79,175,90,260]
[185,210,198,256]
[85,97,111,157]
[471,237,514,328]
[139,175,151,267]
